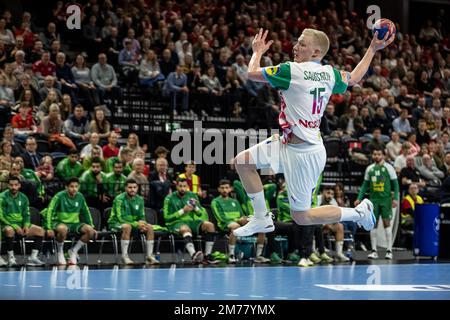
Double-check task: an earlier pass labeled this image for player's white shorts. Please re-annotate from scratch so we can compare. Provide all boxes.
[247,134,326,211]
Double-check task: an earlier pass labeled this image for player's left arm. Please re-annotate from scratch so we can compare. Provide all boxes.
[247,29,273,82]
[348,31,395,86]
[387,163,400,207]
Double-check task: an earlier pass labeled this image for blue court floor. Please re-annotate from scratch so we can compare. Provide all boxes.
[0,263,449,300]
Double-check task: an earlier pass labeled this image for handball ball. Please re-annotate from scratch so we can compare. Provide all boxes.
[372,18,396,40]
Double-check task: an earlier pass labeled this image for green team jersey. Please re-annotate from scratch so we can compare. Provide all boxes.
[55,158,84,181]
[108,192,145,228]
[82,157,106,172]
[21,169,44,197]
[211,195,244,230]
[357,162,399,202]
[163,191,208,229]
[264,183,277,209]
[0,190,31,230]
[276,190,292,222]
[43,190,93,230]
[80,170,107,197]
[104,172,127,198]
[105,157,132,176]
[232,180,253,216]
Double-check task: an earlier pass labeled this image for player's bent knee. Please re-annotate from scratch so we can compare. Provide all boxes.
[121,224,132,232]
[291,211,313,225]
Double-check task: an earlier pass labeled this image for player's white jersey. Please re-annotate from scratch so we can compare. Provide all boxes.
[262,61,350,144]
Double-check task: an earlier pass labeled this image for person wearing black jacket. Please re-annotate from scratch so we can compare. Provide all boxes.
[102,27,122,70]
[20,136,42,171]
[148,157,173,212]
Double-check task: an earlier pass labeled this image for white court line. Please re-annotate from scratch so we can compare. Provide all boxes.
[29,285,43,288]
[225,293,239,297]
[128,289,143,292]
[273,296,288,299]
[152,289,167,293]
[103,288,117,291]
[201,292,216,295]
[249,295,264,298]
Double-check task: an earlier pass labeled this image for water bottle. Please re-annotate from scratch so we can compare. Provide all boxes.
[156,252,161,262]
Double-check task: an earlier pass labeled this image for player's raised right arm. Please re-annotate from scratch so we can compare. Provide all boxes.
[247,29,273,82]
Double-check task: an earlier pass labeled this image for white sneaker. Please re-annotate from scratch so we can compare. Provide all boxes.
[368,251,379,259]
[298,258,310,267]
[192,251,204,263]
[57,252,67,265]
[121,255,134,265]
[146,255,160,265]
[68,249,78,265]
[228,255,237,264]
[254,256,270,263]
[320,252,334,263]
[0,257,7,267]
[335,252,350,262]
[385,250,393,260]
[305,258,314,266]
[8,256,17,267]
[27,256,45,266]
[356,199,376,231]
[232,213,275,237]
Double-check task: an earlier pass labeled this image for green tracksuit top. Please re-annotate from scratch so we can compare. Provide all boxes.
[163,191,208,229]
[108,192,145,228]
[44,190,93,230]
[211,195,244,230]
[0,190,31,230]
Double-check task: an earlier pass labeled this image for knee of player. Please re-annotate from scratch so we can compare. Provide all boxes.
[204,221,215,232]
[291,211,312,225]
[179,226,190,234]
[35,226,45,237]
[3,226,15,236]
[146,224,154,233]
[121,224,132,232]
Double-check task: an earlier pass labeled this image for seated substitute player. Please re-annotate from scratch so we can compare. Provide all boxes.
[0,176,45,267]
[211,179,269,264]
[55,149,85,181]
[43,177,97,265]
[232,28,394,237]
[163,177,218,264]
[108,178,159,265]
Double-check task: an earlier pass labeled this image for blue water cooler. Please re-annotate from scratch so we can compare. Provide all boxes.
[413,204,440,257]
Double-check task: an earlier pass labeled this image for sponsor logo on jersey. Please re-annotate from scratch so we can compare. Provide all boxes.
[266,66,280,76]
[298,118,321,129]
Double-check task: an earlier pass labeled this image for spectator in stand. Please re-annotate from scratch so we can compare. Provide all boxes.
[38,89,59,121]
[55,52,78,105]
[72,55,101,111]
[14,74,40,106]
[118,39,140,86]
[38,75,61,102]
[20,136,41,171]
[102,131,120,160]
[40,103,76,151]
[90,53,122,111]
[128,158,149,201]
[0,73,15,129]
[80,133,103,160]
[63,104,90,146]
[400,156,427,192]
[2,126,24,157]
[58,94,73,120]
[323,103,339,133]
[392,108,412,138]
[418,154,445,188]
[36,155,54,182]
[149,157,173,211]
[407,132,421,157]
[159,48,177,78]
[32,51,56,82]
[386,131,402,163]
[163,64,189,116]
[366,128,386,154]
[139,50,165,90]
[102,27,122,70]
[416,119,431,145]
[394,142,413,174]
[11,102,37,141]
[338,105,364,137]
[89,107,111,142]
[119,133,146,158]
[38,22,59,50]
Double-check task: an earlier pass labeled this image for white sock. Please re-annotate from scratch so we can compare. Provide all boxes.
[57,242,64,254]
[385,227,393,251]
[248,191,267,219]
[370,229,378,252]
[228,244,235,256]
[31,249,39,259]
[256,244,264,257]
[72,240,84,254]
[185,242,196,256]
[205,242,214,256]
[146,240,154,257]
[336,241,344,255]
[121,240,130,257]
[339,207,361,222]
[7,251,14,259]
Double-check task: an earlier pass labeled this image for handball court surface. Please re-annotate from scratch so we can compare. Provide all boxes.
[0,252,449,300]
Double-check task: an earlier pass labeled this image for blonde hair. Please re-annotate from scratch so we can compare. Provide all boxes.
[302,28,330,58]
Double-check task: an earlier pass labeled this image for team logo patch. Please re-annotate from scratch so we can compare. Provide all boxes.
[340,70,350,84]
[135,205,139,210]
[266,66,280,76]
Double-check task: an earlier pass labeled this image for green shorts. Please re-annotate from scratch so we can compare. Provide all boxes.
[169,220,204,235]
[372,200,393,220]
[108,223,140,233]
[53,222,87,235]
